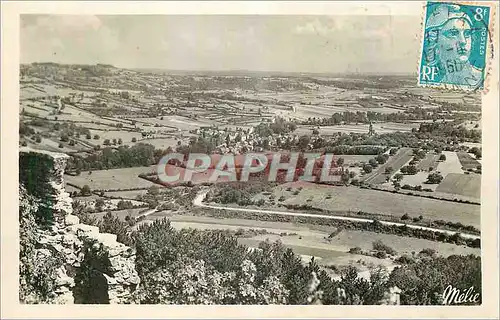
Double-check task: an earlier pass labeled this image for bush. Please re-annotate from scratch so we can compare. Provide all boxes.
[80,185,91,196]
[401,213,410,220]
[426,173,443,184]
[373,240,397,256]
[374,251,387,259]
[348,247,363,254]
[419,248,436,256]
[395,255,414,264]
[363,164,373,174]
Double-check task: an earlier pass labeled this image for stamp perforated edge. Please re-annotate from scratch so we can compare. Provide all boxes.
[416,1,497,94]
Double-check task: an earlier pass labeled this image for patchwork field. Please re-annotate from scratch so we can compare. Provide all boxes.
[146,215,479,267]
[398,171,438,191]
[272,182,480,228]
[294,123,419,136]
[138,137,185,149]
[417,153,439,171]
[64,166,157,191]
[105,189,150,200]
[339,155,376,165]
[93,208,150,221]
[435,151,464,176]
[86,129,144,147]
[436,173,481,199]
[362,147,413,184]
[457,152,481,170]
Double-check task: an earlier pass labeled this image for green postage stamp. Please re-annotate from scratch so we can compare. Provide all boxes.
[418,1,496,91]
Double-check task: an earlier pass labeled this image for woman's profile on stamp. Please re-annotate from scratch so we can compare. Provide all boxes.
[419,2,492,90]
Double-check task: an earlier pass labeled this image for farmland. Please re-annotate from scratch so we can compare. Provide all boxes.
[457,152,481,170]
[436,173,481,199]
[361,147,413,184]
[64,166,157,191]
[139,214,479,267]
[270,182,480,228]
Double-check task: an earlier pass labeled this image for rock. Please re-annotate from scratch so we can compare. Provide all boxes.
[20,149,140,304]
[65,214,80,226]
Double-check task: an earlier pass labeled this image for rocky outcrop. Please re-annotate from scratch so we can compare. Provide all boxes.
[19,148,140,304]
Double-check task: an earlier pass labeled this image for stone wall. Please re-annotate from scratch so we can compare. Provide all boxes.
[19,148,140,304]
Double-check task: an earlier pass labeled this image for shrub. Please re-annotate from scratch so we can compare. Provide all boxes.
[363,164,373,174]
[80,185,91,196]
[348,247,363,254]
[426,173,443,184]
[373,240,397,256]
[374,251,387,259]
[419,248,436,257]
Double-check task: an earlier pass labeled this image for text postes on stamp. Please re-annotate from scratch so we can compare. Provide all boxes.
[418,1,495,91]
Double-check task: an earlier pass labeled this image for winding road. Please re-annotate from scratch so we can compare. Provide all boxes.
[193,190,480,240]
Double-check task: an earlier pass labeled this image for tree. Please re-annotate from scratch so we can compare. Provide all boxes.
[112,138,118,145]
[21,141,28,147]
[99,211,132,245]
[389,148,398,155]
[93,134,100,140]
[394,173,404,182]
[369,158,378,168]
[132,137,137,143]
[385,167,393,174]
[80,185,91,196]
[60,134,69,142]
[58,143,64,148]
[363,164,373,174]
[439,154,447,161]
[426,172,443,184]
[35,135,42,143]
[336,157,344,167]
[118,138,123,145]
[375,154,387,164]
[388,255,481,305]
[341,172,350,185]
[95,198,105,212]
[86,134,92,139]
[298,135,311,150]
[469,147,481,159]
[103,139,111,146]
[401,165,417,175]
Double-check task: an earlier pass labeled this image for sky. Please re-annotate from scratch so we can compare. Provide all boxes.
[20,14,422,74]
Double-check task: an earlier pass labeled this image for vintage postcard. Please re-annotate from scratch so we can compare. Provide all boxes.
[1,1,499,319]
